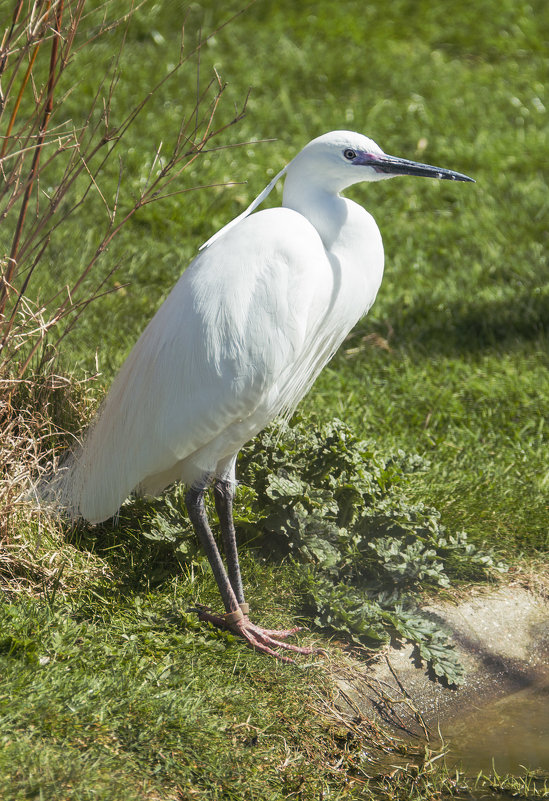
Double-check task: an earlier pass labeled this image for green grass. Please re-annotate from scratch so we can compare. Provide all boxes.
[2,0,549,798]
[0,574,343,801]
[22,0,546,552]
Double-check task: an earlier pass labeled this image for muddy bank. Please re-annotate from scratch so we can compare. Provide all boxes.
[327,579,549,741]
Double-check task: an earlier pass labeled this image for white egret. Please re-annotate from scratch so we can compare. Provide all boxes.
[55,131,473,661]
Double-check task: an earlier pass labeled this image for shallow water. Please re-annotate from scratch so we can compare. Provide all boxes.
[442,680,549,776]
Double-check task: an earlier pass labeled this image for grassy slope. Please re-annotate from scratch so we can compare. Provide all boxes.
[2,1,548,798]
[43,0,548,552]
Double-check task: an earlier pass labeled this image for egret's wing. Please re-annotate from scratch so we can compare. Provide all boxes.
[67,208,333,522]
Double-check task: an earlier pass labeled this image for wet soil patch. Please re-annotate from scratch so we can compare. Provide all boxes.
[327,581,549,776]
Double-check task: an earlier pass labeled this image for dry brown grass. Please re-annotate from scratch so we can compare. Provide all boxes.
[0,365,108,596]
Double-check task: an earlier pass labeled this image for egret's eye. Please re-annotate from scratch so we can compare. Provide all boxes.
[343,149,357,161]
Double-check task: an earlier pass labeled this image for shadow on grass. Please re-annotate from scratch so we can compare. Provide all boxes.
[366,289,549,357]
[65,494,200,599]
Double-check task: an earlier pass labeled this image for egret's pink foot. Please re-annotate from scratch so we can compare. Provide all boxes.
[194,605,322,663]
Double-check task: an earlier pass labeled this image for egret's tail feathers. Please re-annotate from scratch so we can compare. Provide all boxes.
[30,447,89,520]
[30,441,122,525]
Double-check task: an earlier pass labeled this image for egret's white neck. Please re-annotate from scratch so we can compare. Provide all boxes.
[281,157,385,316]
[282,171,349,251]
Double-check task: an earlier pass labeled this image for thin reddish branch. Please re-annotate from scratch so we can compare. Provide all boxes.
[0,33,41,160]
[0,1,25,80]
[0,0,64,321]
[0,1,253,382]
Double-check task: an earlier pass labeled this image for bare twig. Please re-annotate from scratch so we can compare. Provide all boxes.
[0,0,65,318]
[1,1,251,378]
[0,1,254,554]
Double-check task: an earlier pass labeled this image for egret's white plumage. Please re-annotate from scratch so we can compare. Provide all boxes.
[63,132,388,522]
[51,130,473,660]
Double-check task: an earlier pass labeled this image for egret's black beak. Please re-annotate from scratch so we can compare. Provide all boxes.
[358,152,475,182]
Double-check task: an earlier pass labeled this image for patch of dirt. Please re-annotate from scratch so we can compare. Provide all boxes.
[326,580,549,740]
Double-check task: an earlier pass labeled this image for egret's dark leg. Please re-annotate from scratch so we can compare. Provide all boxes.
[185,481,319,662]
[213,478,245,606]
[185,483,239,614]
[212,478,300,639]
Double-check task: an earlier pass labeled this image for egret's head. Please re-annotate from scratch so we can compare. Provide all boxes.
[200,130,473,251]
[290,130,474,193]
